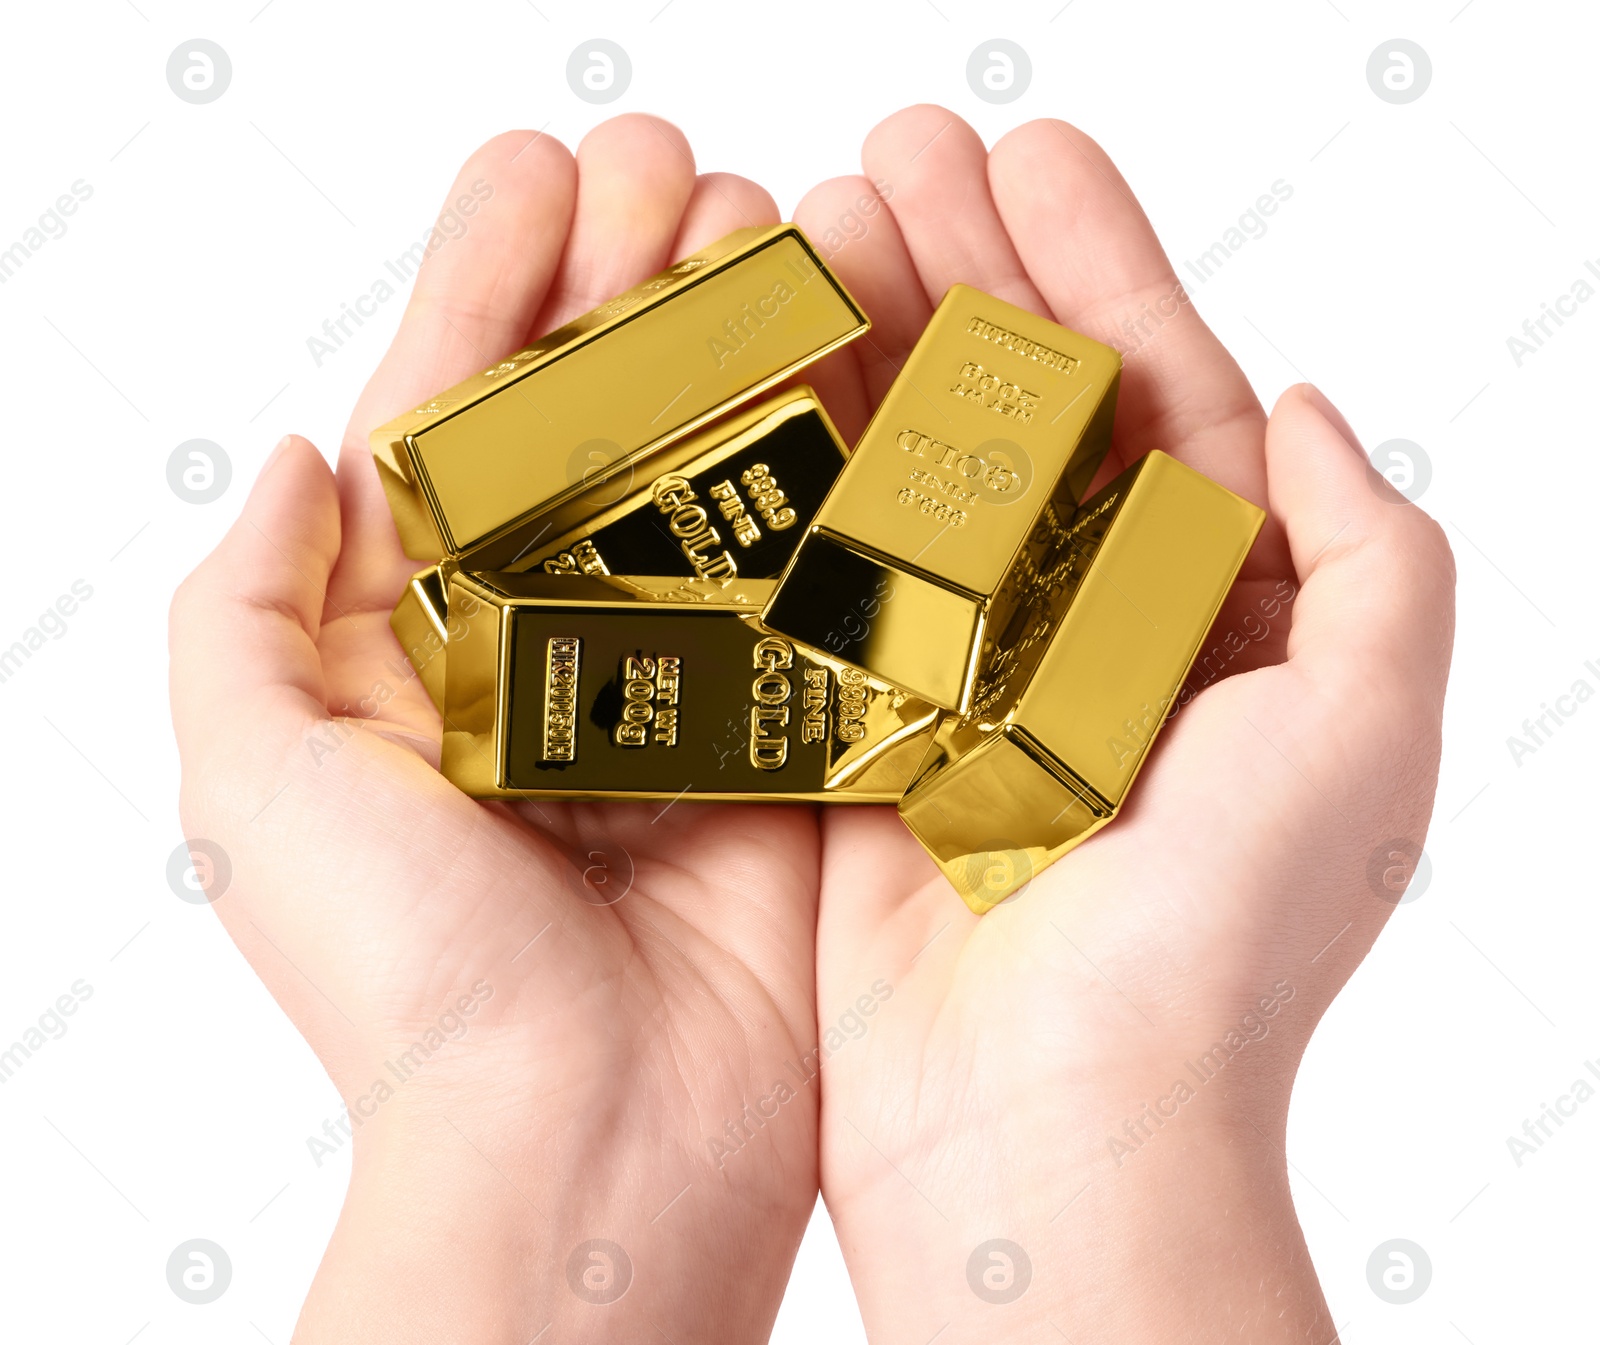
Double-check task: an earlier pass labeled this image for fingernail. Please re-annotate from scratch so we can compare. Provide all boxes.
[1302,385,1362,456]
[264,435,294,470]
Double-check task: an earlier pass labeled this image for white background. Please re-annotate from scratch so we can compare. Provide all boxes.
[0,1,1593,1340]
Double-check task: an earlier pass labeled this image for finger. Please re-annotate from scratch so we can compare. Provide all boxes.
[329,130,579,617]
[1268,384,1456,708]
[169,436,339,776]
[670,171,779,255]
[987,119,1289,572]
[533,113,698,330]
[817,809,967,997]
[793,174,928,438]
[861,105,1047,317]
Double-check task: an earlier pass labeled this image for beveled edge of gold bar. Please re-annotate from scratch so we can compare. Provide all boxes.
[761,527,987,710]
[437,572,934,804]
[898,728,1114,916]
[439,571,512,797]
[390,565,451,712]
[441,566,777,796]
[372,226,774,559]
[440,572,780,799]
[371,225,869,562]
[898,451,1265,914]
[502,384,847,573]
[761,286,1123,713]
[389,390,846,715]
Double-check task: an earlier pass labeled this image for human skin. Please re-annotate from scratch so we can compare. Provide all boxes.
[796,107,1454,1343]
[168,107,1453,1343]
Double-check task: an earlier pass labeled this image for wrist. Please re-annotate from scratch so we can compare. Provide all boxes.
[296,1097,809,1344]
[828,1095,1330,1344]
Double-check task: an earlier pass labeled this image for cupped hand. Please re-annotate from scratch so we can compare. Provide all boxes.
[797,106,1455,1343]
[169,117,823,1344]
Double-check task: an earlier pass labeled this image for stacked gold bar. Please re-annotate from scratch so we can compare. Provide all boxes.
[762,285,1123,711]
[374,225,1264,911]
[391,385,852,712]
[373,225,868,569]
[439,574,937,802]
[896,452,1262,911]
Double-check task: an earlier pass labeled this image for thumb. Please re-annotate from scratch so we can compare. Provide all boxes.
[169,435,340,783]
[1266,384,1455,722]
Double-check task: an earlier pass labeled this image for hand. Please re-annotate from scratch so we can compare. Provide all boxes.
[169,116,824,1343]
[799,106,1455,1342]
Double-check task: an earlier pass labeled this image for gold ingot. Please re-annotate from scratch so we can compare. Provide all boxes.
[440,572,938,801]
[389,564,452,712]
[370,225,867,568]
[898,451,1264,914]
[509,385,847,581]
[389,387,850,712]
[762,286,1121,711]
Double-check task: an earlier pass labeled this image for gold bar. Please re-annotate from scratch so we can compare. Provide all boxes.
[389,564,452,712]
[388,387,849,712]
[897,451,1264,914]
[762,285,1121,712]
[440,572,938,801]
[371,225,868,568]
[509,385,847,581]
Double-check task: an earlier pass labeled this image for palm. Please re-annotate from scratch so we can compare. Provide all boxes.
[171,117,830,1337]
[173,108,1451,1341]
[290,600,822,1100]
[783,109,1451,1333]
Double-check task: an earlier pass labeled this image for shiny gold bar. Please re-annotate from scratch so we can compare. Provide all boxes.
[389,387,850,712]
[371,225,868,568]
[898,451,1264,914]
[509,385,847,581]
[440,572,938,801]
[762,286,1121,712]
[389,564,453,711]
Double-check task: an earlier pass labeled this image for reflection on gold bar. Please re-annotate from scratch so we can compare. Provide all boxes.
[440,572,939,801]
[370,225,867,568]
[898,451,1264,914]
[388,387,850,712]
[389,565,452,712]
[509,386,847,581]
[762,285,1121,712]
